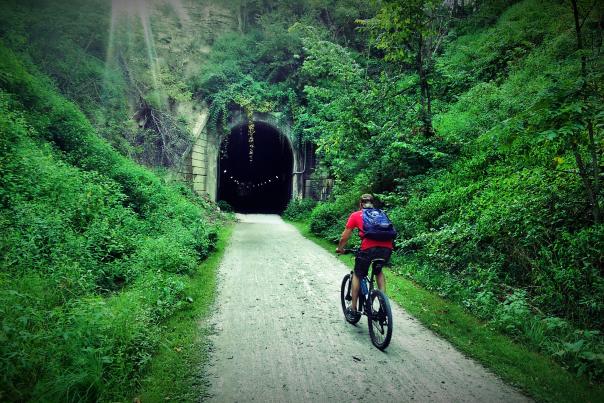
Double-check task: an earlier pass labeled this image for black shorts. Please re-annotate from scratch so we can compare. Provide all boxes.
[354,247,392,278]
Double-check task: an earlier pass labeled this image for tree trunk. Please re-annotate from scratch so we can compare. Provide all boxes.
[587,120,601,222]
[571,141,600,223]
[238,1,246,33]
[570,0,586,77]
[417,33,433,136]
[425,56,433,134]
[570,0,601,223]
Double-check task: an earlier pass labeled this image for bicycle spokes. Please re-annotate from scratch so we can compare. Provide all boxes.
[368,290,393,350]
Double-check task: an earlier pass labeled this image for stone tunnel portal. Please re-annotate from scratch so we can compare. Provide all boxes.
[218,122,293,213]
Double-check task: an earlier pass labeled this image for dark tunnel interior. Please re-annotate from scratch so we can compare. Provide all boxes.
[218,122,293,213]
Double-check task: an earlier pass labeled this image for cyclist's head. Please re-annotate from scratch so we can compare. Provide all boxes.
[360,193,374,209]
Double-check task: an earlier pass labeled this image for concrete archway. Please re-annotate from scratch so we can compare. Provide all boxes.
[188,109,308,204]
[218,122,293,213]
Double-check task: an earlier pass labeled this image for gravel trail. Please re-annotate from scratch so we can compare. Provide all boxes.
[205,214,529,402]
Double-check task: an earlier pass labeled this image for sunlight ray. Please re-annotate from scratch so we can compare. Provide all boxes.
[168,0,190,26]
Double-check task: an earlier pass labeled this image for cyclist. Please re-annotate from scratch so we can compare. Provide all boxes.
[336,194,393,319]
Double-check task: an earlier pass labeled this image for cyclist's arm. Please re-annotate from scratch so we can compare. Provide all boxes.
[336,228,353,253]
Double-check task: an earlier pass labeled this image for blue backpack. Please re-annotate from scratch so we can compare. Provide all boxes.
[362,208,397,241]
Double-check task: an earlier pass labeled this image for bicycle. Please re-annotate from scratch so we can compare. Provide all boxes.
[339,248,393,350]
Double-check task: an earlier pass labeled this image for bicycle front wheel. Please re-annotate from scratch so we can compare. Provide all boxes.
[340,274,361,324]
[367,289,393,350]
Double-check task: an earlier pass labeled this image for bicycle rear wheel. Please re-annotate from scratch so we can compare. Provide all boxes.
[367,289,393,350]
[340,274,361,324]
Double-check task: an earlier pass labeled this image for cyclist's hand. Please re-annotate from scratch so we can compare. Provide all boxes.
[336,247,344,254]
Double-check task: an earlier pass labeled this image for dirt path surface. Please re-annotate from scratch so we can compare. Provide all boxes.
[205,214,529,402]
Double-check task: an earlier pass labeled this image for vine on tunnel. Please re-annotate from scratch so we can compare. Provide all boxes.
[246,107,255,162]
[233,96,276,163]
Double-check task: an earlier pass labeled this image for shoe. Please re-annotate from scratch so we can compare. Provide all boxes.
[346,307,361,320]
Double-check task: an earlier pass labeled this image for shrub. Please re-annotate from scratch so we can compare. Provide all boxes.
[310,202,353,242]
[134,271,188,322]
[309,202,347,242]
[216,199,234,212]
[134,237,197,275]
[283,197,317,221]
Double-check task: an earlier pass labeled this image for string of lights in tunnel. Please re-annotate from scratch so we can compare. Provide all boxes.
[222,169,280,189]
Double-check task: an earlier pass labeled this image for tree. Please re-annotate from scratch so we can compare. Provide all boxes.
[359,0,451,136]
[566,0,602,224]
[569,0,603,224]
[517,0,602,224]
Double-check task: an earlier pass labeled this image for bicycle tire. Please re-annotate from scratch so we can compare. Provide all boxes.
[367,289,393,350]
[340,274,361,324]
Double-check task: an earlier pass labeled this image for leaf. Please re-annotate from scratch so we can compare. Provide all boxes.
[563,340,585,353]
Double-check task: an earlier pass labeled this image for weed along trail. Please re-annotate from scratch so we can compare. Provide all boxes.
[205,214,529,402]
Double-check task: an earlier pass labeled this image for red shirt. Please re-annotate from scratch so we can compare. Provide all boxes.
[346,210,394,250]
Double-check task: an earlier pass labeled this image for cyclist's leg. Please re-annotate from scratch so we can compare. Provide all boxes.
[371,248,392,292]
[352,251,370,313]
[376,271,386,292]
[350,273,360,312]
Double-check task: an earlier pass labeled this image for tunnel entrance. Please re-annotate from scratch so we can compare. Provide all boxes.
[218,122,293,213]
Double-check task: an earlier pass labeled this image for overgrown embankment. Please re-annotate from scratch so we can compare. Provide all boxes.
[0,46,224,401]
[281,0,603,383]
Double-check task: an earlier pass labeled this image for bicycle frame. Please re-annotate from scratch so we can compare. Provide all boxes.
[340,248,394,350]
[364,264,386,310]
[340,249,392,350]
[344,248,386,314]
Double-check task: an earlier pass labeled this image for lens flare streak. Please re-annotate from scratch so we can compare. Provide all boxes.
[106,0,191,108]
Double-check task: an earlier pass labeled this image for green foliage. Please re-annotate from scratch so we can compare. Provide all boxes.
[134,237,196,275]
[0,0,134,153]
[192,27,300,136]
[309,202,343,242]
[293,26,442,187]
[309,193,360,243]
[358,0,442,63]
[217,199,234,213]
[0,46,223,401]
[193,0,378,141]
[138,226,232,402]
[297,0,603,382]
[283,197,317,221]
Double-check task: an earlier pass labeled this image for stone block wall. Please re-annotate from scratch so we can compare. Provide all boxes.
[190,108,211,195]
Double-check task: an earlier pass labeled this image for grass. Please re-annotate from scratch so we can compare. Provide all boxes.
[137,223,234,402]
[287,219,604,403]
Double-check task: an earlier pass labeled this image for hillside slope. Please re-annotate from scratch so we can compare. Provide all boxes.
[284,0,603,381]
[0,45,222,401]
